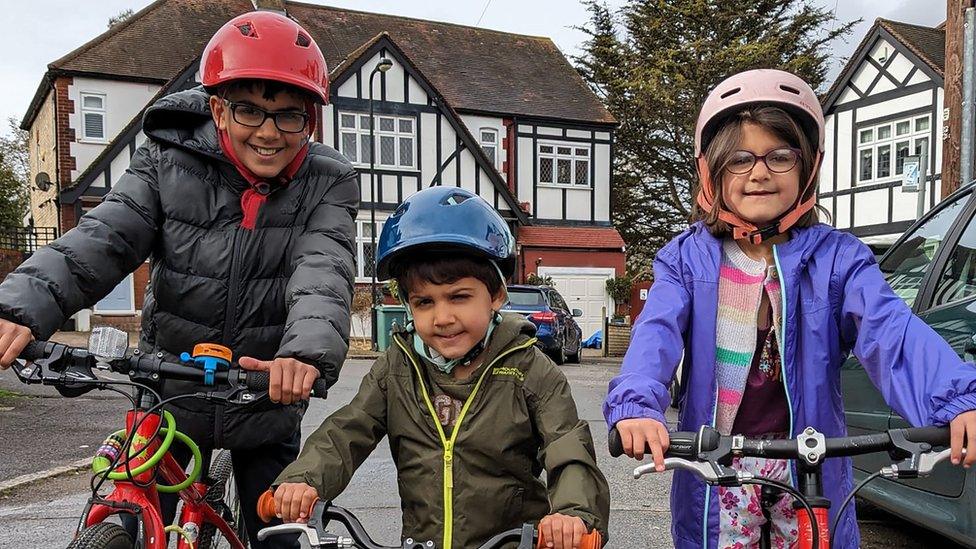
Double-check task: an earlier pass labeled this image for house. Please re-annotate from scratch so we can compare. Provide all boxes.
[19,0,624,339]
[818,18,946,253]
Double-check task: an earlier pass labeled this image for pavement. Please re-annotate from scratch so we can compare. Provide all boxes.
[0,336,964,548]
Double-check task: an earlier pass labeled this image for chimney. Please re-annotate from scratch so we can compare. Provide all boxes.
[252,0,287,12]
[942,0,976,197]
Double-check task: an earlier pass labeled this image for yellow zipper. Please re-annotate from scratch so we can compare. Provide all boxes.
[394,334,538,548]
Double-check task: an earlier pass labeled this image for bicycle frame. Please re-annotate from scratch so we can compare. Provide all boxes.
[79,405,246,549]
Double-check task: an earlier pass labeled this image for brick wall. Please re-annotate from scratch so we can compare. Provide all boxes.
[0,249,25,282]
[54,77,76,191]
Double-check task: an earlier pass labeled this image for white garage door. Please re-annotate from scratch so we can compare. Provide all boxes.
[538,267,614,338]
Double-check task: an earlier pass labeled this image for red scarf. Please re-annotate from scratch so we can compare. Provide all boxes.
[218,130,309,230]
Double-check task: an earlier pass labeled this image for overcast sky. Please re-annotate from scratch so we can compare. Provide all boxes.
[0,0,946,137]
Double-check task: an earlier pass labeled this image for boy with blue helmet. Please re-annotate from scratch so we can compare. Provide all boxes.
[272,187,610,548]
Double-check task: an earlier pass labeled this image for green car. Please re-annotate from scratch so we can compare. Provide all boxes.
[843,182,976,546]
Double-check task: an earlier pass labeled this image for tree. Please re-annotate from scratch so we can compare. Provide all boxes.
[108,8,134,28]
[575,0,856,268]
[0,119,30,231]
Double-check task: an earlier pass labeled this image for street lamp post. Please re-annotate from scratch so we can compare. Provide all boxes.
[369,57,393,351]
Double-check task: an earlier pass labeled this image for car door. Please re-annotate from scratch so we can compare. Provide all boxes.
[887,188,976,497]
[551,290,581,349]
[546,290,570,346]
[843,186,972,474]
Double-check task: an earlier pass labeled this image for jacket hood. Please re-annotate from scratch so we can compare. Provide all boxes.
[393,312,538,367]
[142,86,224,162]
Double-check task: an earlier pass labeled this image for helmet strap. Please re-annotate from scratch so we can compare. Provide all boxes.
[696,151,822,244]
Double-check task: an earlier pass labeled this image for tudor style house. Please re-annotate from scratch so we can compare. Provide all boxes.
[19,0,623,339]
[819,18,945,253]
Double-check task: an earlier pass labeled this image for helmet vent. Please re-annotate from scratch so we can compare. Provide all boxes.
[719,87,741,99]
[235,22,258,38]
[441,192,473,206]
[779,84,801,95]
[296,32,311,48]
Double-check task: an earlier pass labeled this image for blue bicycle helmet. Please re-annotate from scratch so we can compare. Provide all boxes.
[376,187,516,281]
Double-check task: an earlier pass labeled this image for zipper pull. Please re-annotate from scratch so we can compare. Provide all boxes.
[444,442,454,489]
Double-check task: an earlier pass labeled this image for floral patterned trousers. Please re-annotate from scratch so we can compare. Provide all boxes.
[718,456,798,549]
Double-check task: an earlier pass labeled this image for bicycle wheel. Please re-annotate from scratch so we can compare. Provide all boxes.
[66,523,133,549]
[198,450,248,549]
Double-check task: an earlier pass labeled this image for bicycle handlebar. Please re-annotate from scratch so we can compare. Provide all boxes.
[16,340,330,401]
[607,424,949,460]
[255,490,602,549]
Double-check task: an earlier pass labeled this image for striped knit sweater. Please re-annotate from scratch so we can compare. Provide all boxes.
[715,239,783,435]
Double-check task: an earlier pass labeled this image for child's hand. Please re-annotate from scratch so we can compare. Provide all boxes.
[273,482,319,523]
[239,356,320,405]
[539,513,587,549]
[0,319,32,370]
[950,410,976,468]
[616,417,670,472]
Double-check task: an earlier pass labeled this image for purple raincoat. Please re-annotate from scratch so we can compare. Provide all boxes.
[604,222,976,549]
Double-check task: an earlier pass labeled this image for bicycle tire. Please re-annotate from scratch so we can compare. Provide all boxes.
[66,523,133,549]
[198,450,248,549]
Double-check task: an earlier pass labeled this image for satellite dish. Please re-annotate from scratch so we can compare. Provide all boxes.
[35,172,52,192]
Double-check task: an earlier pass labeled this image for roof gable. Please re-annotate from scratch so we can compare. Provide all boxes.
[331,33,530,225]
[821,18,944,113]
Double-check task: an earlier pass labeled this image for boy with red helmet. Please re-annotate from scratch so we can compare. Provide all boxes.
[0,11,356,548]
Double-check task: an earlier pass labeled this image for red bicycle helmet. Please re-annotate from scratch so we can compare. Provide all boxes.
[694,69,825,244]
[201,11,330,104]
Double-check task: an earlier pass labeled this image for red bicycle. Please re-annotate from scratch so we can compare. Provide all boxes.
[12,327,328,549]
[609,424,955,549]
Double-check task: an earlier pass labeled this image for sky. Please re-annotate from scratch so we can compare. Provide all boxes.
[0,0,947,137]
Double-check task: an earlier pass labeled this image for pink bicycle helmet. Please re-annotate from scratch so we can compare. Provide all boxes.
[694,69,825,244]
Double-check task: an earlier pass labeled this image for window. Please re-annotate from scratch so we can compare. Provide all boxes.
[858,114,931,183]
[355,218,385,280]
[879,192,969,306]
[480,128,498,167]
[538,142,591,187]
[933,210,976,306]
[80,93,106,140]
[339,112,415,169]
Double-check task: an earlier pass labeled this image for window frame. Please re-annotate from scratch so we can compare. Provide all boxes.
[338,111,417,170]
[537,140,592,188]
[480,128,499,169]
[79,92,107,142]
[354,217,388,282]
[857,114,931,184]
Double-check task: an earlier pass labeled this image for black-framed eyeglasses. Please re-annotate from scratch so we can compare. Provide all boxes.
[725,147,801,175]
[224,100,309,133]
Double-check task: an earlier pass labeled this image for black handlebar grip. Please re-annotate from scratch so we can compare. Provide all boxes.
[244,371,329,399]
[903,425,951,447]
[19,340,48,361]
[608,427,700,459]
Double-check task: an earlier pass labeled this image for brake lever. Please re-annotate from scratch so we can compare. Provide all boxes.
[633,457,751,486]
[882,448,965,479]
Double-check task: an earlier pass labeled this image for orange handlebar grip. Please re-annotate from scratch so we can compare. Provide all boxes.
[257,490,278,523]
[536,529,602,549]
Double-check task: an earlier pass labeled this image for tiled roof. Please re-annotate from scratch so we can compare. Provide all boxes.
[519,226,625,250]
[879,19,945,75]
[25,0,614,127]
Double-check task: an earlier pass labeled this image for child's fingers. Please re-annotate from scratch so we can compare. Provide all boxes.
[951,419,965,465]
[272,486,286,519]
[286,488,305,522]
[572,518,585,548]
[550,518,565,549]
[649,436,665,472]
[656,421,671,454]
[301,367,319,398]
[631,430,646,461]
[299,488,317,522]
[540,517,554,548]
[238,356,272,371]
[279,362,296,405]
[269,360,283,403]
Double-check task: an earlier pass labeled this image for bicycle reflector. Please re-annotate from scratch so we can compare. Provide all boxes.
[180,343,233,386]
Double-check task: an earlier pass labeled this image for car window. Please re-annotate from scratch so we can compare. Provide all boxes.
[879,191,969,307]
[549,291,570,311]
[506,289,545,307]
[932,209,976,306]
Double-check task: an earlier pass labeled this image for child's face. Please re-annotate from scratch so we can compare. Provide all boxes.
[407,276,507,360]
[210,83,310,179]
[721,122,801,226]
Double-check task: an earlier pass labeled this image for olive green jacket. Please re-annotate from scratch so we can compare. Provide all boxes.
[276,314,610,548]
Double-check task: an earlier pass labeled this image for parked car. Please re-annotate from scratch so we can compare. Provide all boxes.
[842,181,976,545]
[503,285,583,364]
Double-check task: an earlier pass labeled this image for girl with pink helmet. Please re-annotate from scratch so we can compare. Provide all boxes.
[604,68,976,548]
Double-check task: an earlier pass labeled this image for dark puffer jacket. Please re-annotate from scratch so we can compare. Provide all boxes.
[0,87,358,448]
